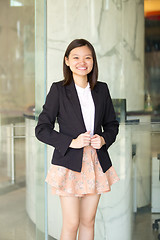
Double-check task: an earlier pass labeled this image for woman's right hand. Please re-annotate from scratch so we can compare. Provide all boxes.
[69,131,91,149]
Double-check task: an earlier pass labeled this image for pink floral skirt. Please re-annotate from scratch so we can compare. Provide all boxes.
[45,146,119,197]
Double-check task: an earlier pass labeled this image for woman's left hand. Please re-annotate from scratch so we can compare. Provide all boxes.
[91,134,105,149]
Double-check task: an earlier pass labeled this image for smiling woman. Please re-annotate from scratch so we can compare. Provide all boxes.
[35,38,119,240]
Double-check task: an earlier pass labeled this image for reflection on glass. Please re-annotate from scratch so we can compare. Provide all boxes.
[10,0,23,7]
[112,99,126,123]
[0,0,35,120]
[145,17,160,118]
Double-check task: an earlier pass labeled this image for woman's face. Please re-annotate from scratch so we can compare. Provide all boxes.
[65,45,93,79]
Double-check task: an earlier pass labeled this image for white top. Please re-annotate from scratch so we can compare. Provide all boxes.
[75,83,95,136]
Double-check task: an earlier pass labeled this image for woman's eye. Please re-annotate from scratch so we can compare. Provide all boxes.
[86,57,91,59]
[73,57,79,59]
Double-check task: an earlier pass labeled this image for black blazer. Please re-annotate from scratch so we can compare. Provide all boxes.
[35,80,119,173]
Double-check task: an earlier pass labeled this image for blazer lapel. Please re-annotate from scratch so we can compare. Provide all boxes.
[65,81,86,131]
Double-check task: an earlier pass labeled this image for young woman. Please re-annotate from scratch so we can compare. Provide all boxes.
[35,39,119,240]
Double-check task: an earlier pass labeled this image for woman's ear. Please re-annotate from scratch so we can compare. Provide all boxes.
[65,57,69,66]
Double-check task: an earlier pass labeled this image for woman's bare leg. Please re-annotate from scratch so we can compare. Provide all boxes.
[60,196,80,240]
[78,194,101,240]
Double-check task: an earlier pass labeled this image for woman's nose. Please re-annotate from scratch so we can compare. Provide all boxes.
[79,58,85,64]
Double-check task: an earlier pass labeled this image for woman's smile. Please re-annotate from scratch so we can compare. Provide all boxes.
[77,66,87,70]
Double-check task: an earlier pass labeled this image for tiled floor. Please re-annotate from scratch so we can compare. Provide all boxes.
[133,208,160,240]
[0,186,36,240]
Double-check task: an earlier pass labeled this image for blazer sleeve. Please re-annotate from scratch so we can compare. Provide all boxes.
[101,83,119,150]
[35,83,73,156]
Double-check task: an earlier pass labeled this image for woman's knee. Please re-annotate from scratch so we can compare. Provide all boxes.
[63,218,80,233]
[80,215,95,228]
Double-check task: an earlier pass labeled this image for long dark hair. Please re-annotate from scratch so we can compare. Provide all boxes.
[63,39,98,90]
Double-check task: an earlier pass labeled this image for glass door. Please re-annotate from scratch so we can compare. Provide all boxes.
[35,0,48,239]
[0,0,36,239]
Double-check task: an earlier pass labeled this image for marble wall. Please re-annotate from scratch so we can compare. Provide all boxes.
[47,0,144,111]
[45,0,145,239]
